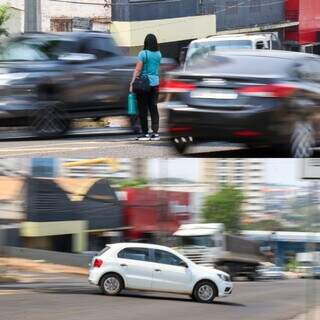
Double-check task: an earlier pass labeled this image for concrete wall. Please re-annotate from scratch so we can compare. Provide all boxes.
[1,246,91,267]
[41,0,110,32]
[1,0,110,32]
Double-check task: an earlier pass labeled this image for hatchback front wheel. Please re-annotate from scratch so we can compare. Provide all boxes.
[193,281,217,303]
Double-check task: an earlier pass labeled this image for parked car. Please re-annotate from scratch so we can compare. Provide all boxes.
[182,32,281,67]
[88,242,233,303]
[0,32,176,137]
[162,50,320,157]
[257,266,286,280]
[313,266,320,279]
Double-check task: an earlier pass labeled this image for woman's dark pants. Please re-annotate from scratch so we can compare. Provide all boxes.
[137,86,159,134]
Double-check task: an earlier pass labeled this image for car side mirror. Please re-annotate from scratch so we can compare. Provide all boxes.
[58,53,97,63]
[179,261,188,268]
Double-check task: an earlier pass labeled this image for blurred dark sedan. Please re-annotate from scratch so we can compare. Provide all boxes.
[162,50,320,157]
[0,32,176,137]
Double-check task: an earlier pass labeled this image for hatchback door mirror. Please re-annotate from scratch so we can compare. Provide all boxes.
[58,53,97,63]
[179,261,188,268]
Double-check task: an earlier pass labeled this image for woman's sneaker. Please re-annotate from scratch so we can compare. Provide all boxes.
[150,133,160,141]
[136,134,151,141]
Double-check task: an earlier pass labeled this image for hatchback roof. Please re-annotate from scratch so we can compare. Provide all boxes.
[106,242,174,251]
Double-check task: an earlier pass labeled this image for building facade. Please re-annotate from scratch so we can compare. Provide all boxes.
[285,0,320,53]
[111,0,215,57]
[201,159,265,221]
[1,0,110,33]
[203,0,285,32]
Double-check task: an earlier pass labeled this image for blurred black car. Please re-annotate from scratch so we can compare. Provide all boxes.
[162,50,320,157]
[0,32,176,137]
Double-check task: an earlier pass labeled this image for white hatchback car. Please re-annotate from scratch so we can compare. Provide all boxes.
[88,243,233,303]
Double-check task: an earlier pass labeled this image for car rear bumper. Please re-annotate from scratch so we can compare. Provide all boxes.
[88,269,101,286]
[167,102,288,145]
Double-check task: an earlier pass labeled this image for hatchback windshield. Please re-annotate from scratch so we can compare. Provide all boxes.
[0,38,78,61]
[186,40,252,67]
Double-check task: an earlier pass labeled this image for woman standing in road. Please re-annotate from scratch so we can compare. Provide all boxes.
[130,34,162,141]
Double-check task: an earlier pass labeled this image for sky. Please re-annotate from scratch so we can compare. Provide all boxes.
[148,159,306,186]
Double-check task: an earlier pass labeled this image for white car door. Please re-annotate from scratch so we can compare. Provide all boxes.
[151,249,192,294]
[117,247,153,290]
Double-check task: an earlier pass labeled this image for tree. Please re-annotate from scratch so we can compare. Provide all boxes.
[0,5,10,37]
[202,185,244,233]
[117,178,148,190]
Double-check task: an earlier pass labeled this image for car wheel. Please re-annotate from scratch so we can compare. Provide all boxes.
[193,281,217,303]
[172,137,191,154]
[290,121,315,158]
[100,273,123,296]
[31,104,70,138]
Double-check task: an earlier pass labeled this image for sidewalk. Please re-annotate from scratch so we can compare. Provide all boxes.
[0,257,88,280]
[291,306,320,320]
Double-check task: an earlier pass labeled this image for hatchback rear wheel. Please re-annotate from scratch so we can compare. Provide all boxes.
[100,273,123,296]
[31,104,70,138]
[172,137,191,154]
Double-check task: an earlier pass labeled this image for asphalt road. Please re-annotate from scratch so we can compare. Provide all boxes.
[0,275,319,320]
[1,127,319,158]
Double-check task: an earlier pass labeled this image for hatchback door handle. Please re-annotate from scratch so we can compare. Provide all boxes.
[120,263,128,267]
[154,269,161,272]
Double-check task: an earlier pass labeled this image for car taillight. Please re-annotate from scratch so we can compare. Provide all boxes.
[237,84,297,98]
[93,258,103,268]
[169,126,192,133]
[233,130,262,137]
[160,79,196,93]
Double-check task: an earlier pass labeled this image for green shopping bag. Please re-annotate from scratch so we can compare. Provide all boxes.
[128,93,137,115]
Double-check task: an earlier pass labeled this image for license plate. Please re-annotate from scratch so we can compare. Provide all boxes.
[190,88,238,100]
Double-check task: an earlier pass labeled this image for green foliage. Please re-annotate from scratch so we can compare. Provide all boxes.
[117,178,148,189]
[242,219,284,231]
[285,259,298,272]
[0,5,10,37]
[202,185,244,233]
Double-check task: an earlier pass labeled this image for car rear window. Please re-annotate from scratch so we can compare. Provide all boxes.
[187,54,296,77]
[97,246,110,256]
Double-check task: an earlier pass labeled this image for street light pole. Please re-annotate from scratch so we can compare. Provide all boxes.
[24,0,42,32]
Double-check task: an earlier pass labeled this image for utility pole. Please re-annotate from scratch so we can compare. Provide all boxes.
[24,0,42,32]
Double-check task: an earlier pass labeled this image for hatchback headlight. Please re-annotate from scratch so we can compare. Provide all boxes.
[218,273,230,282]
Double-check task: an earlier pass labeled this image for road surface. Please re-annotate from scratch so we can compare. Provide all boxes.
[1,127,319,158]
[0,274,319,320]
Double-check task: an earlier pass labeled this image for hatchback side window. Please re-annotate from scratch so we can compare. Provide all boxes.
[118,247,150,262]
[82,37,121,59]
[154,249,184,266]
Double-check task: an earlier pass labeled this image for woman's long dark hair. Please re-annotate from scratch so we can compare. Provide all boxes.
[144,34,159,52]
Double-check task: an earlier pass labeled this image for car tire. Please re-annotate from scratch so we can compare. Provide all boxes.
[290,121,315,158]
[172,137,191,154]
[31,104,70,138]
[100,273,124,296]
[193,281,217,303]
